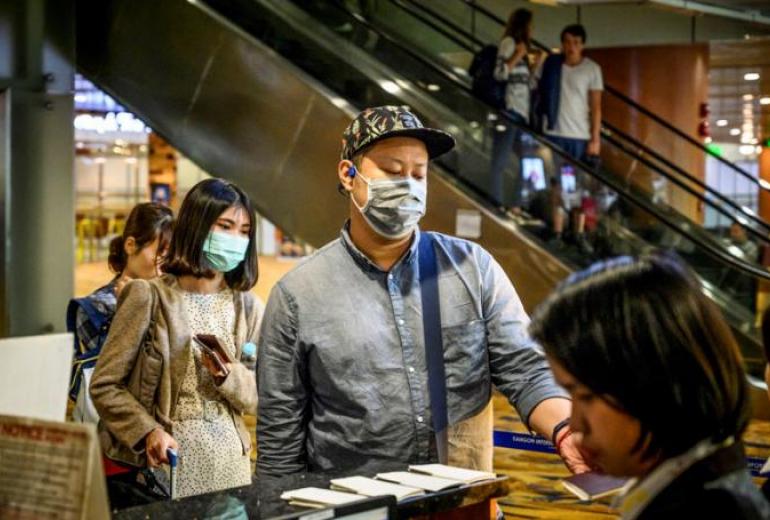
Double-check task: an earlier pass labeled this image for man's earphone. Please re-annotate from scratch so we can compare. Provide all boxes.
[347,165,357,178]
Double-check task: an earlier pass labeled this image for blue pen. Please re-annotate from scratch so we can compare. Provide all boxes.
[167,448,178,499]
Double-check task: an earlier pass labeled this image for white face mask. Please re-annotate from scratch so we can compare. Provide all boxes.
[352,172,427,239]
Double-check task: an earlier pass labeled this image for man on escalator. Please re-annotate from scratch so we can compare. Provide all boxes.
[535,24,603,164]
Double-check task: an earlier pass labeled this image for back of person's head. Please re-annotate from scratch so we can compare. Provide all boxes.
[504,8,533,44]
[530,253,750,461]
[561,24,587,44]
[163,178,258,291]
[108,202,174,274]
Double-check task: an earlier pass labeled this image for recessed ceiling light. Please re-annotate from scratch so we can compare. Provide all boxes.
[730,128,741,136]
[716,119,728,127]
[743,94,754,101]
[739,144,756,155]
[761,97,770,106]
[379,80,401,94]
[745,72,760,81]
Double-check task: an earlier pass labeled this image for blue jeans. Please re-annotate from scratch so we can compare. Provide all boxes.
[547,135,588,162]
[489,111,527,207]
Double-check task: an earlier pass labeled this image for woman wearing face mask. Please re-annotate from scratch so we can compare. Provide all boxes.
[529,254,770,519]
[90,178,261,499]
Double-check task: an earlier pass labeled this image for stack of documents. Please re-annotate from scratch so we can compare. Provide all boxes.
[280,487,364,509]
[281,464,498,509]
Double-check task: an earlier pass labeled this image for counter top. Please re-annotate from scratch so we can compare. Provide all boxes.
[112,463,510,519]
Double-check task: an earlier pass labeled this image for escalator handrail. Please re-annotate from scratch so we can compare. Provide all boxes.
[452,0,762,190]
[367,0,770,239]
[286,0,770,281]
[602,129,769,248]
[602,120,770,239]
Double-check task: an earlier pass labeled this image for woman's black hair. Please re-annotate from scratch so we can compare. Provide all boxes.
[108,202,174,274]
[163,178,258,291]
[503,8,533,45]
[529,253,750,461]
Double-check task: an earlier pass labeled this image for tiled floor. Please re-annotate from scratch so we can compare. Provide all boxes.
[74,259,770,519]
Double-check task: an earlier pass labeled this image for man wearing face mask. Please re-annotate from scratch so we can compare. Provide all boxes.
[257,106,587,479]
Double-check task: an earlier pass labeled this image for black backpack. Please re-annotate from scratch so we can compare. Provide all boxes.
[469,44,506,109]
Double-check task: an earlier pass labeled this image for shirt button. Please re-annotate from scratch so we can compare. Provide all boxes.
[417,416,424,423]
[398,319,405,326]
[408,366,415,373]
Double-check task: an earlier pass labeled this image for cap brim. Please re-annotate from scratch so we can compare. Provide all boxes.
[365,127,456,160]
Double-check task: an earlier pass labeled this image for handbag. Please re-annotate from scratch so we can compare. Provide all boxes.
[97,280,162,468]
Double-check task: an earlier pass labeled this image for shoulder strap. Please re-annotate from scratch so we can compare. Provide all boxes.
[67,296,110,333]
[418,232,449,464]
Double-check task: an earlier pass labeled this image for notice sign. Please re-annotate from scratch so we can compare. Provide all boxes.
[455,209,482,239]
[0,415,109,519]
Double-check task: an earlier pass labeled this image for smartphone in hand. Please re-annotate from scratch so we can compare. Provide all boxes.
[192,334,232,379]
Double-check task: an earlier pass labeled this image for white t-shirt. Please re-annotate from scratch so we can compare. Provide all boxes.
[546,57,603,140]
[494,37,531,121]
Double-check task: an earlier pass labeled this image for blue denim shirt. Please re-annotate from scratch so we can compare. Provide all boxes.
[257,224,566,477]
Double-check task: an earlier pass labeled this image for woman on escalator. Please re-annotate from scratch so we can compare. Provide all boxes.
[91,178,262,501]
[489,8,539,212]
[530,253,770,519]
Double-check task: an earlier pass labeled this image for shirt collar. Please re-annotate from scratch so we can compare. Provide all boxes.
[340,220,420,275]
[615,436,735,520]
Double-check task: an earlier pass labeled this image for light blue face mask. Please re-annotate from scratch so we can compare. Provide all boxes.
[203,231,250,272]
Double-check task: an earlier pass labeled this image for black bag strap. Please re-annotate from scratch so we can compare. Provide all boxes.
[418,232,449,464]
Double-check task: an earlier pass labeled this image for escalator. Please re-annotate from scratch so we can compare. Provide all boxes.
[76,0,770,412]
[363,0,767,237]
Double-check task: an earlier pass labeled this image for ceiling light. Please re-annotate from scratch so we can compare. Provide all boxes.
[716,120,728,127]
[730,128,741,136]
[745,72,760,81]
[761,97,770,106]
[743,94,754,101]
[739,144,756,155]
[379,80,401,94]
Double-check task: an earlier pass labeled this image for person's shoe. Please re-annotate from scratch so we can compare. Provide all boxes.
[576,235,595,255]
[547,236,566,250]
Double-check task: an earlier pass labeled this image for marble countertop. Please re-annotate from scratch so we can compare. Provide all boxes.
[112,463,510,519]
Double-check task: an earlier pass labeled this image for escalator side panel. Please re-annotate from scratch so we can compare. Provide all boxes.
[75,0,571,311]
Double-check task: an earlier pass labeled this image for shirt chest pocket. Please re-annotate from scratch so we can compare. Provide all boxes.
[441,319,489,399]
[438,273,482,327]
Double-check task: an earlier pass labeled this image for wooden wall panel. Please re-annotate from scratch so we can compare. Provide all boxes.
[588,44,709,223]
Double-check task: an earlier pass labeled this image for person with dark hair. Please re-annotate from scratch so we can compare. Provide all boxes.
[530,254,770,519]
[535,23,603,162]
[68,202,174,425]
[91,178,262,500]
[258,106,588,483]
[489,8,537,210]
